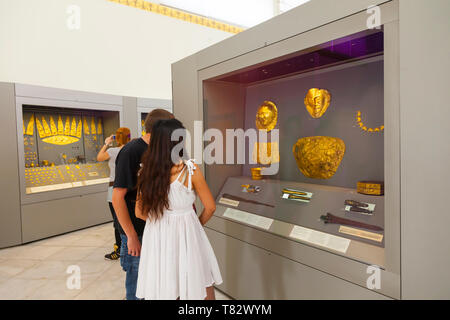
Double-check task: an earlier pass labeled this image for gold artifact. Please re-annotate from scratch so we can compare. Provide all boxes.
[97,118,103,135]
[37,115,82,145]
[58,116,64,134]
[50,117,57,135]
[84,117,90,135]
[91,117,97,135]
[356,111,384,133]
[304,88,331,119]
[251,168,263,180]
[293,136,345,179]
[357,181,384,196]
[64,117,71,135]
[142,119,146,136]
[256,101,278,132]
[252,142,280,165]
[24,115,34,136]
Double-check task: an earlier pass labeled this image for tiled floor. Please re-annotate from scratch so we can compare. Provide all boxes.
[0,223,231,300]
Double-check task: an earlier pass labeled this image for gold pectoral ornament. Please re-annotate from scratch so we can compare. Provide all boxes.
[256,101,278,132]
[293,136,345,179]
[304,88,331,119]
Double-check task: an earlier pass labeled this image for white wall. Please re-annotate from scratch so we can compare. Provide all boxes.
[0,0,232,99]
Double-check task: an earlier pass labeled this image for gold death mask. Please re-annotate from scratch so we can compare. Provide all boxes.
[256,101,278,132]
[304,88,331,119]
[293,136,345,179]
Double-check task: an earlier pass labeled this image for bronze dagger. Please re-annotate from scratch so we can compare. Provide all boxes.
[222,194,275,208]
[320,213,383,232]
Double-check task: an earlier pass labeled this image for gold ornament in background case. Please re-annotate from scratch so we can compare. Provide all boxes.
[293,136,345,179]
[304,88,331,119]
[357,181,384,196]
[256,101,278,132]
[355,111,384,133]
[252,142,280,165]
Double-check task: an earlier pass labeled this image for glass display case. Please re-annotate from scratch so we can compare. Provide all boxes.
[202,29,386,266]
[21,105,120,194]
[140,112,148,136]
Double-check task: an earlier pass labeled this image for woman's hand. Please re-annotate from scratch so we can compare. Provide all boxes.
[104,134,114,146]
[191,163,216,225]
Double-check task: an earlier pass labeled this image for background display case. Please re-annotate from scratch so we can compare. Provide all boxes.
[0,85,175,247]
[137,98,173,137]
[22,106,119,194]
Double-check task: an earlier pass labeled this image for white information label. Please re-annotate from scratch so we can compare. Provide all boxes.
[84,178,110,186]
[339,226,384,242]
[219,198,240,207]
[289,225,351,254]
[223,208,274,230]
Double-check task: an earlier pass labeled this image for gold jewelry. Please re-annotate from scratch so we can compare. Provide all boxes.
[356,111,384,133]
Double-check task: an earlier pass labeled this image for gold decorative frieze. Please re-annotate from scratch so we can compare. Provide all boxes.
[107,0,244,34]
[23,114,103,146]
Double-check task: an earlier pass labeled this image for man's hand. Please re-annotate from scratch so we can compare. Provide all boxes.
[127,233,141,257]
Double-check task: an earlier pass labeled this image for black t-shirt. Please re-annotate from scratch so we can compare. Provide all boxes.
[113,137,148,236]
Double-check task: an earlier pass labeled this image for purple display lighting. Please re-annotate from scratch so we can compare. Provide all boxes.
[217,30,384,84]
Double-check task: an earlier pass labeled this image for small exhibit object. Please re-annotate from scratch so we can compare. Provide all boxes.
[281,188,313,203]
[251,167,263,180]
[355,111,384,133]
[320,213,383,232]
[344,200,375,216]
[221,193,275,208]
[241,184,262,193]
[357,181,384,195]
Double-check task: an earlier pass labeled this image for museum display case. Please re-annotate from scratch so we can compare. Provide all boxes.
[203,29,386,264]
[21,106,119,194]
[173,0,404,299]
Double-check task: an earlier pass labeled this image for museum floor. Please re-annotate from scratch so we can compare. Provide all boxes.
[0,223,232,300]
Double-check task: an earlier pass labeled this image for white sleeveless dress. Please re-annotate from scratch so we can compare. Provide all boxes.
[136,160,223,300]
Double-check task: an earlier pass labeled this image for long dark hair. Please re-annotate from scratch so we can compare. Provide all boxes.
[137,119,186,220]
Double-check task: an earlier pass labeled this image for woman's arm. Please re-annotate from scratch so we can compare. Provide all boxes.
[135,194,148,221]
[191,164,216,225]
[97,135,114,162]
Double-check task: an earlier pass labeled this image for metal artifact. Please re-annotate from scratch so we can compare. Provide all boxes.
[293,136,345,179]
[304,88,331,119]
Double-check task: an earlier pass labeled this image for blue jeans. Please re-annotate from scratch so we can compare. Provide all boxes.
[120,234,142,300]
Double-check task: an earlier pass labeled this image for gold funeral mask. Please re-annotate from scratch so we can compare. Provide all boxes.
[304,88,331,119]
[293,136,345,179]
[256,101,278,132]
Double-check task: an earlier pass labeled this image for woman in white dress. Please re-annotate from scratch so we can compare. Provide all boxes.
[135,119,222,300]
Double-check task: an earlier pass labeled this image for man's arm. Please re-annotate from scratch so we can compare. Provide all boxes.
[112,188,141,257]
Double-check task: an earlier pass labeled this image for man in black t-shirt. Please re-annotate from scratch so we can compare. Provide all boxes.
[112,109,174,300]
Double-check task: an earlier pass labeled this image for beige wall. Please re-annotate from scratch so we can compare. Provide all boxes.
[0,0,232,99]
[399,0,450,299]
